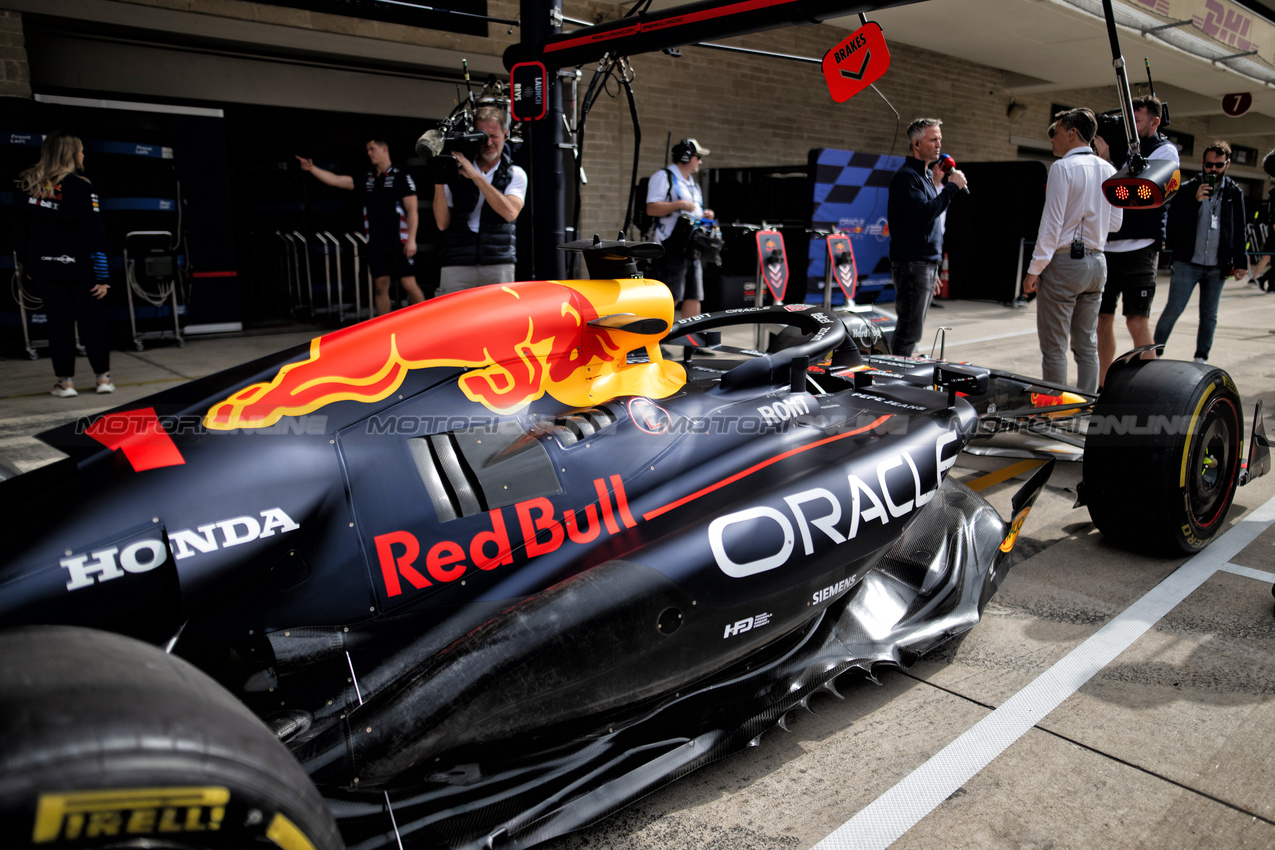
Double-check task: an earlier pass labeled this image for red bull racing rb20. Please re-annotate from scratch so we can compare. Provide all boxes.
[0,238,1265,850]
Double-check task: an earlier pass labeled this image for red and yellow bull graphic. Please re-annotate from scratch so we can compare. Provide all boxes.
[206,278,685,430]
[1029,390,1089,419]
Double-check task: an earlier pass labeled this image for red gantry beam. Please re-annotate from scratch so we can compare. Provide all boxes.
[506,0,898,69]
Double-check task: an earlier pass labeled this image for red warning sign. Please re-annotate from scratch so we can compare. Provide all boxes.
[822,23,890,104]
[756,229,788,303]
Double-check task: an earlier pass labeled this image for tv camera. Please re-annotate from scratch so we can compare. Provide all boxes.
[416,113,489,185]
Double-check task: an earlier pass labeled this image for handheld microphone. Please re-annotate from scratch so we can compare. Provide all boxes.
[937,154,971,195]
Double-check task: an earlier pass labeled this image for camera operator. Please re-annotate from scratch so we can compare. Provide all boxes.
[1093,95,1178,387]
[432,105,527,295]
[1155,141,1247,363]
[297,139,426,316]
[646,138,715,321]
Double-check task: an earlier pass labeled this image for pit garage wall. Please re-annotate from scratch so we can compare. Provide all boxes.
[6,0,1275,283]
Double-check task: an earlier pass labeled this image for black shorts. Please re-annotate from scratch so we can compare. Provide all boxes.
[367,239,416,280]
[1100,244,1157,317]
[650,253,703,303]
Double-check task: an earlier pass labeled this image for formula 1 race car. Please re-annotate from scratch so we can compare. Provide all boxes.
[0,237,1262,850]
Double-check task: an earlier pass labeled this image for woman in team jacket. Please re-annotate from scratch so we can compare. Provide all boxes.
[13,131,114,397]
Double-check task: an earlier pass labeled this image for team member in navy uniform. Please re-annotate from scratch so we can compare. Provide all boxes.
[13,131,114,397]
[1093,94,1179,386]
[433,105,528,296]
[297,139,425,316]
[886,118,968,356]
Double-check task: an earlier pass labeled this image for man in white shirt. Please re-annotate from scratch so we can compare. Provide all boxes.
[1023,108,1123,392]
[433,106,528,295]
[646,138,714,320]
[1093,95,1179,387]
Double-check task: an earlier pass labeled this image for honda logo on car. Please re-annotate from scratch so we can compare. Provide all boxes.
[168,508,299,560]
[61,537,168,591]
[709,432,957,578]
[59,508,300,591]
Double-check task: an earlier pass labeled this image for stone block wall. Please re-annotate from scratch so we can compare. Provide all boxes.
[0,9,30,98]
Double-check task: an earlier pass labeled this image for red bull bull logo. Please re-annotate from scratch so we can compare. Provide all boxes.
[205,279,685,430]
[1029,390,1089,419]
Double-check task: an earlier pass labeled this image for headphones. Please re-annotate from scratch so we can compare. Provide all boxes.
[672,139,697,164]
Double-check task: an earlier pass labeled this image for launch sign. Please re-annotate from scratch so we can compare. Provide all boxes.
[511,62,548,122]
[822,22,890,104]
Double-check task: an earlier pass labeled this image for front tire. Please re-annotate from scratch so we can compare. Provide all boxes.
[0,626,343,850]
[1084,359,1243,555]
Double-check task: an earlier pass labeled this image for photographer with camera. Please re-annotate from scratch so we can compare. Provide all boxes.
[297,139,426,316]
[432,105,527,295]
[1093,95,1178,386]
[1155,141,1247,363]
[646,138,715,321]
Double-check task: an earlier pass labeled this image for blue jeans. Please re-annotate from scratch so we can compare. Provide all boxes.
[890,260,939,356]
[1154,261,1224,360]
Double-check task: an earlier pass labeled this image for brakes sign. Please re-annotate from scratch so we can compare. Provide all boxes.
[822,22,890,104]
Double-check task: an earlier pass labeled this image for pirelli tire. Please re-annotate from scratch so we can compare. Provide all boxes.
[0,625,343,850]
[1084,359,1243,555]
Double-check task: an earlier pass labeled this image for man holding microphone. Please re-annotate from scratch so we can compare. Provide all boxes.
[886,118,967,356]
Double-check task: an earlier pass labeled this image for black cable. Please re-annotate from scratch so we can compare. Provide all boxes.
[571,58,616,260]
[620,70,642,234]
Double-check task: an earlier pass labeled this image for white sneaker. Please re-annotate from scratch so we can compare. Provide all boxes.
[96,376,115,394]
[51,381,77,398]
[1194,357,1207,364]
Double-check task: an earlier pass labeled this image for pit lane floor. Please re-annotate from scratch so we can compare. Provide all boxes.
[4,277,1275,849]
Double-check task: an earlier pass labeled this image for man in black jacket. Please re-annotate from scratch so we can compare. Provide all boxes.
[886,118,968,356]
[1155,141,1247,363]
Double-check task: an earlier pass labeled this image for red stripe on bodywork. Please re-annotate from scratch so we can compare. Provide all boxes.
[642,414,892,520]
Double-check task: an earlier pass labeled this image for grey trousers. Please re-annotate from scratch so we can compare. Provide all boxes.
[437,263,516,296]
[1036,251,1106,393]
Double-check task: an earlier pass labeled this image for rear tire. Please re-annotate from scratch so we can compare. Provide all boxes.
[0,626,343,850]
[1084,359,1243,555]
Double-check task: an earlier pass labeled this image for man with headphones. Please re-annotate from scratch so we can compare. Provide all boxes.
[646,138,715,319]
[886,118,967,356]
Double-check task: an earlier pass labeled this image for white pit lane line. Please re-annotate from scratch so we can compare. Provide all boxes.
[814,494,1275,850]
